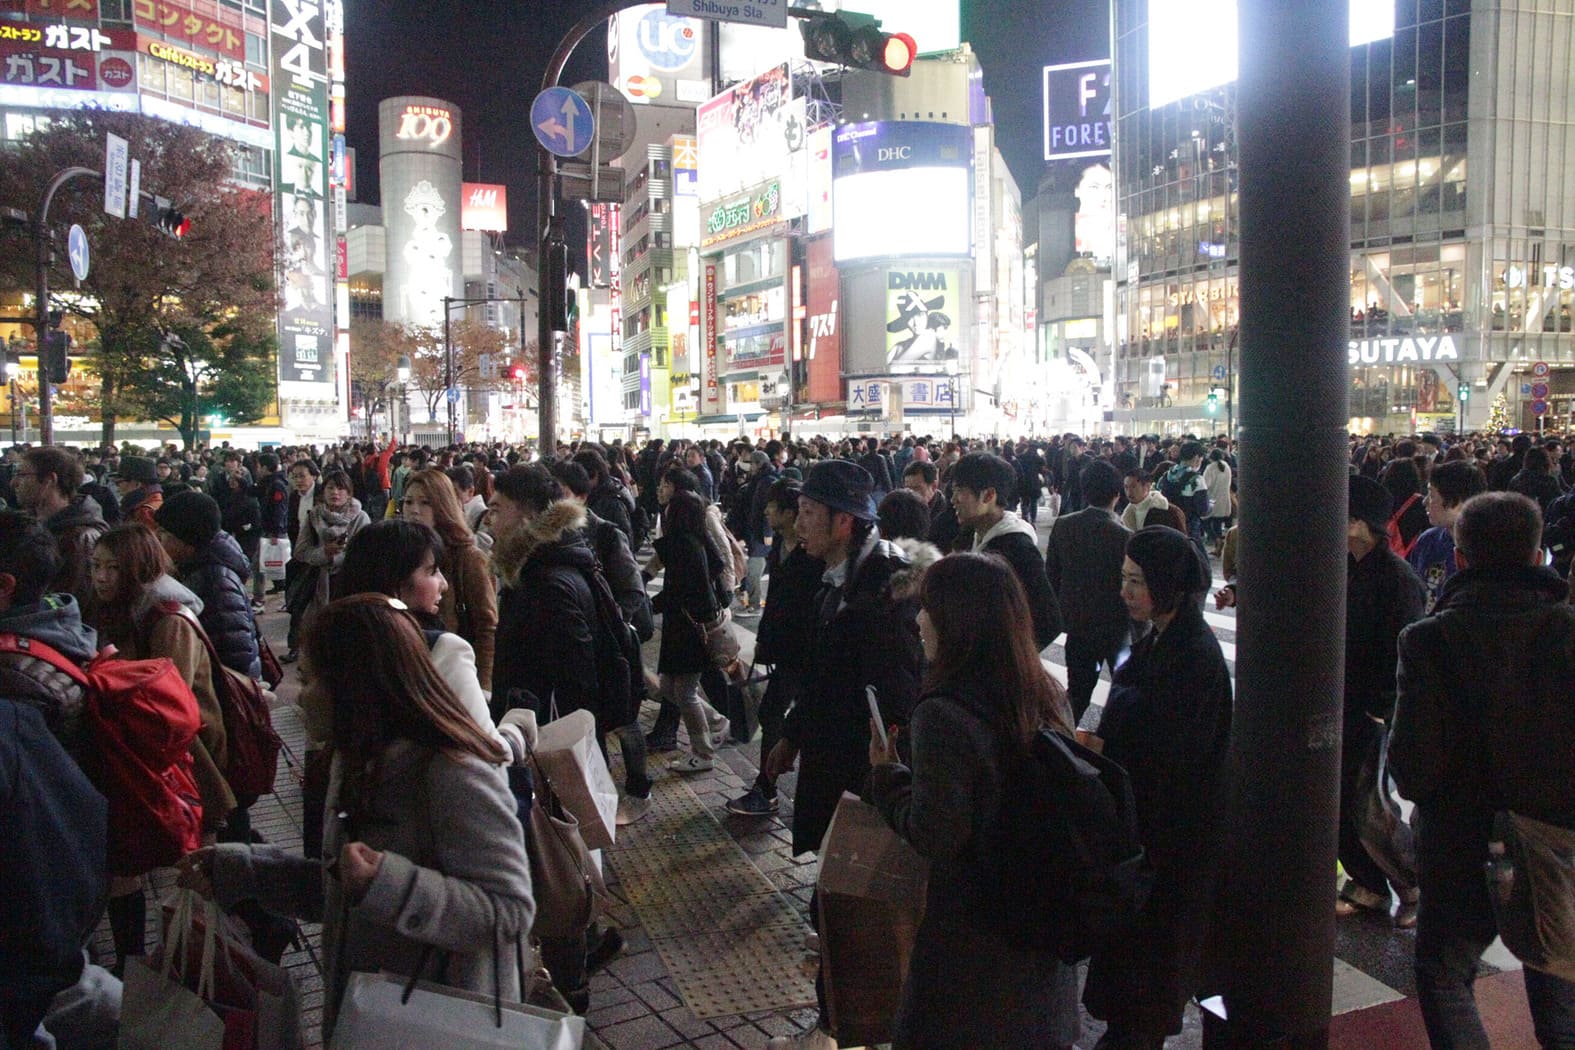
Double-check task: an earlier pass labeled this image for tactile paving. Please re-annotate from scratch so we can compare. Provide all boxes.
[607,776,815,1019]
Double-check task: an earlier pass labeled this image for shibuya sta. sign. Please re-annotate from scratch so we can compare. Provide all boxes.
[1348,334,1460,365]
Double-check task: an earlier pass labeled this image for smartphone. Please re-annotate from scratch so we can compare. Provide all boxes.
[866,686,889,751]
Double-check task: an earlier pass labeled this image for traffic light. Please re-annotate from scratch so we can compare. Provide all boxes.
[544,239,570,331]
[42,329,71,384]
[1206,389,1220,414]
[1458,383,1469,403]
[509,364,526,383]
[146,195,190,239]
[800,13,917,77]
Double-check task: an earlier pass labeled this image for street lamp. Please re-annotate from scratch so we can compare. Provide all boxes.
[397,354,411,444]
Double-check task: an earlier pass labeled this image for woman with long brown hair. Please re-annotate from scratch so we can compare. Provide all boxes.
[865,551,1080,1050]
[89,523,236,971]
[399,467,497,692]
[179,595,532,1039]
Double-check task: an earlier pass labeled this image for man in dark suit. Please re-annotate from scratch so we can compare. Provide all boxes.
[1047,459,1132,723]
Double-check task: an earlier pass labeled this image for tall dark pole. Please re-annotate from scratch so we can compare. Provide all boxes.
[443,295,455,446]
[32,166,99,445]
[1207,0,1350,1046]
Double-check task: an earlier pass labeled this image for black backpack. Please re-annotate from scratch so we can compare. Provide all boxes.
[1544,491,1575,579]
[976,726,1152,963]
[579,565,638,727]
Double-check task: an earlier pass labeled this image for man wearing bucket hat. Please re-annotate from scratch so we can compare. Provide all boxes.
[109,455,163,530]
[763,460,928,1050]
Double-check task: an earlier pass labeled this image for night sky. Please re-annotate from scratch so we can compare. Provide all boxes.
[344,0,1109,243]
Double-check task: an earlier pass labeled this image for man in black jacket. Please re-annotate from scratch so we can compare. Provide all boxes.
[1047,460,1130,723]
[728,478,823,817]
[1338,475,1426,924]
[951,452,1064,651]
[762,460,923,1050]
[255,453,290,597]
[1391,492,1575,1046]
[15,447,107,609]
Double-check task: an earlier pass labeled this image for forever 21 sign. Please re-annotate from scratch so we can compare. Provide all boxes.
[396,105,453,148]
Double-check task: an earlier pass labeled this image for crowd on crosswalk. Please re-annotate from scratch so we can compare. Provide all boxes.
[2,429,1572,1050]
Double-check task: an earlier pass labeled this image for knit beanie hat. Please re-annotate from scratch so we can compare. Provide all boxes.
[1348,475,1393,533]
[154,490,222,548]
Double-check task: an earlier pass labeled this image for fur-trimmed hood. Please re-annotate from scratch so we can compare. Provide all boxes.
[888,536,943,601]
[491,499,589,587]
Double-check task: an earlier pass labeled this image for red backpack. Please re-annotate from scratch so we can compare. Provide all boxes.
[154,601,281,806]
[0,635,203,876]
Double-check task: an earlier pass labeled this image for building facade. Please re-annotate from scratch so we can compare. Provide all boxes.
[1111,0,1575,435]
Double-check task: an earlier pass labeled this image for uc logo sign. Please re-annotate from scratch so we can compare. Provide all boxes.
[636,10,698,72]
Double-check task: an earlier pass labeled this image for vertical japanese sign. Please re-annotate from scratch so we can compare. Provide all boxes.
[702,263,722,414]
[271,0,333,390]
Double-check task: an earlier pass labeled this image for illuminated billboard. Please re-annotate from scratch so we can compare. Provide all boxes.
[272,0,332,392]
[831,121,971,264]
[885,269,961,367]
[697,63,806,213]
[1043,59,1112,161]
[608,4,709,107]
[1148,0,1395,108]
[461,182,507,232]
[378,97,464,328]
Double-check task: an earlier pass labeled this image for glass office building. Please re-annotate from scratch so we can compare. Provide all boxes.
[1112,0,1575,433]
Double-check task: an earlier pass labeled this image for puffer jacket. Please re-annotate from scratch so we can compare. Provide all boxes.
[44,496,108,609]
[491,501,607,726]
[174,531,261,680]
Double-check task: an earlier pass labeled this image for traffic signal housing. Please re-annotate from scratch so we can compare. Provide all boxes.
[42,329,71,384]
[800,13,917,77]
[146,195,190,239]
[1457,383,1469,403]
[1206,388,1221,415]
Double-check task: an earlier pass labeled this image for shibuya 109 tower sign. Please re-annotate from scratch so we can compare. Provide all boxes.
[379,96,465,328]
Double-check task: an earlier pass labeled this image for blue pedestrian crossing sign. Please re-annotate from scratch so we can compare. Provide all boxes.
[1212,364,1226,381]
[532,87,594,158]
[447,386,461,405]
[67,224,90,281]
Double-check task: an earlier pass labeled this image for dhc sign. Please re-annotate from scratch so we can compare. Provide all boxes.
[1348,334,1460,365]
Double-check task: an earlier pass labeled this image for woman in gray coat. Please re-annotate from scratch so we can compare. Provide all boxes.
[179,595,533,1039]
[867,552,1081,1050]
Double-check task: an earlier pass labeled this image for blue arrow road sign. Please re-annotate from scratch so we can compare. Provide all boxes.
[531,87,594,158]
[447,386,462,405]
[1212,365,1226,381]
[67,224,90,282]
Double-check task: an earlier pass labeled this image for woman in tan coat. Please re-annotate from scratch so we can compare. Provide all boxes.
[398,468,497,692]
[90,523,235,971]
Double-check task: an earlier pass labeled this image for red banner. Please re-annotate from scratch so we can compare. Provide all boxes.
[132,0,243,60]
[803,236,842,404]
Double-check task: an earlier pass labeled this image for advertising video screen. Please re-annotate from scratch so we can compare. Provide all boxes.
[831,122,972,264]
[1148,0,1395,108]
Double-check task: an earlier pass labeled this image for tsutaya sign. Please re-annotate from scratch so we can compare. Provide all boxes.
[1348,334,1460,365]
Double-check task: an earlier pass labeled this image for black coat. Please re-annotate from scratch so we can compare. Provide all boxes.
[175,531,261,680]
[1392,566,1575,838]
[976,521,1064,650]
[258,473,291,536]
[1345,544,1425,727]
[651,531,718,676]
[586,478,635,547]
[491,501,604,727]
[782,538,924,855]
[753,541,824,669]
[1046,506,1130,642]
[1083,600,1232,1038]
[868,684,1080,1047]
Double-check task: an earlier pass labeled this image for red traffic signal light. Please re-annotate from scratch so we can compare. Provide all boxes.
[801,14,916,77]
[881,32,917,75]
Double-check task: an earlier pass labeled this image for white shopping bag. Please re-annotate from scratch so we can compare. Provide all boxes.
[261,537,291,581]
[535,708,620,851]
[330,971,583,1050]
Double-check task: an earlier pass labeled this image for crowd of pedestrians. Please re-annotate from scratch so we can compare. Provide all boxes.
[1,426,1572,1050]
